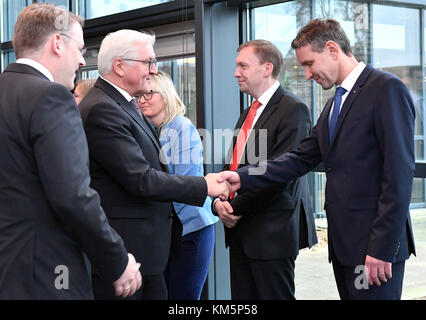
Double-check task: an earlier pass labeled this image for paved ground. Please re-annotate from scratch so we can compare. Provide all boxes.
[294,209,426,300]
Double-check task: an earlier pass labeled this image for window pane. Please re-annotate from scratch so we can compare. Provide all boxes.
[1,0,31,42]
[315,0,370,112]
[253,0,312,117]
[373,5,420,69]
[372,5,423,163]
[77,57,196,125]
[1,49,16,71]
[158,57,196,126]
[78,0,172,19]
[42,0,69,8]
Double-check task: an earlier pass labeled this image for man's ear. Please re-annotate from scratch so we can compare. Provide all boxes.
[112,58,126,77]
[264,62,274,78]
[325,41,339,60]
[51,33,64,57]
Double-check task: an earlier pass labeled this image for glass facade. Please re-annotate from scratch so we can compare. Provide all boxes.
[1,0,31,42]
[77,0,172,19]
[2,0,424,213]
[252,0,426,214]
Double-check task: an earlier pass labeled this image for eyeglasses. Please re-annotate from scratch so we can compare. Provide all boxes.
[122,58,157,71]
[136,90,160,101]
[60,33,87,55]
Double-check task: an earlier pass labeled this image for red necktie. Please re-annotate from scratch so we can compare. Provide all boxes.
[229,100,261,199]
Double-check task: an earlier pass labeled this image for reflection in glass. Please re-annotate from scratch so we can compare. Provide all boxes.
[78,0,171,19]
[158,57,196,126]
[253,0,311,109]
[314,0,369,112]
[1,49,16,72]
[43,0,69,8]
[1,0,31,42]
[77,57,196,125]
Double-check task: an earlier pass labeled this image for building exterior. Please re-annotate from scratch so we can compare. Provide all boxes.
[1,0,425,299]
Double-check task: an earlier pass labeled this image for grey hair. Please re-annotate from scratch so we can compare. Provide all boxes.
[97,29,155,75]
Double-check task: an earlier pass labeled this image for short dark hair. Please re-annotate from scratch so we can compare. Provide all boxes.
[291,19,352,56]
[238,40,283,79]
[13,3,84,58]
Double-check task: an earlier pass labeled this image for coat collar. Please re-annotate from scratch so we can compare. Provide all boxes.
[94,77,161,151]
[325,64,374,151]
[4,63,50,81]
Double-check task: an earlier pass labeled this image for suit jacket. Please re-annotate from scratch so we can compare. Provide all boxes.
[0,64,128,299]
[79,78,207,276]
[238,65,416,266]
[217,85,317,259]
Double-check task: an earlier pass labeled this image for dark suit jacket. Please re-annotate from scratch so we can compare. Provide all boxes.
[0,64,128,299]
[216,85,317,259]
[238,65,416,266]
[79,78,207,276]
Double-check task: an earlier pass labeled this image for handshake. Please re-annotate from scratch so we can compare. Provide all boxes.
[204,171,242,200]
[111,171,243,299]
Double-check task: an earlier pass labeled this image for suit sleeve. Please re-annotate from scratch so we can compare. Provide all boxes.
[237,124,322,193]
[30,84,128,283]
[368,77,415,261]
[230,101,313,215]
[83,101,207,206]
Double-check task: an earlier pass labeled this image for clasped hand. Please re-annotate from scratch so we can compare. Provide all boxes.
[113,253,142,298]
[204,171,242,201]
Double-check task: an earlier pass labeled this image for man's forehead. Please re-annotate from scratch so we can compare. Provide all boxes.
[66,22,84,40]
[236,47,259,62]
[134,42,155,57]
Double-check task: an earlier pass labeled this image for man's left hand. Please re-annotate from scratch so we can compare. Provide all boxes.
[364,255,392,286]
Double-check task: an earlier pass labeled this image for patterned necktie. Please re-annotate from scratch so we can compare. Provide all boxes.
[329,86,347,143]
[229,100,261,199]
[130,98,142,117]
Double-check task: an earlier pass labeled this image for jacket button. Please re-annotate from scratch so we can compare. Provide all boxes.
[327,167,333,172]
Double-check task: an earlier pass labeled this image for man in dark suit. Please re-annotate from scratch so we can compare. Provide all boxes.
[0,3,141,299]
[220,19,416,300]
[79,29,228,300]
[213,40,317,300]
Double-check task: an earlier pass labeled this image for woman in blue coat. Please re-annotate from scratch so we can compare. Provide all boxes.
[138,71,218,299]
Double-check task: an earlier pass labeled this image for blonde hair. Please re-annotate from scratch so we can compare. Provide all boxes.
[150,71,186,131]
[13,3,83,59]
[75,78,96,98]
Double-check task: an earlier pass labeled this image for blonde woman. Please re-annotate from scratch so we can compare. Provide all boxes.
[73,78,96,105]
[138,71,218,300]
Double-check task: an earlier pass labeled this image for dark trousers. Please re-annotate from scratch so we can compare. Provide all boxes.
[331,259,406,300]
[165,224,215,300]
[229,235,296,300]
[92,273,167,300]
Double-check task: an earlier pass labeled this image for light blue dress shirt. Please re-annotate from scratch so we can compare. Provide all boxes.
[159,116,218,236]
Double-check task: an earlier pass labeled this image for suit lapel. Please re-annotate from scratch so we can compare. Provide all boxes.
[328,65,374,150]
[95,78,161,151]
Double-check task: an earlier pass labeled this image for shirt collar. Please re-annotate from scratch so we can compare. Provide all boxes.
[100,76,133,102]
[257,80,280,107]
[16,58,54,82]
[340,61,366,93]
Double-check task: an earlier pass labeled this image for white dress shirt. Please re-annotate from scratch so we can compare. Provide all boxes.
[329,62,366,120]
[16,58,54,82]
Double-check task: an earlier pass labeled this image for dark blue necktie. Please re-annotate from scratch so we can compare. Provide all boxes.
[329,86,347,143]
